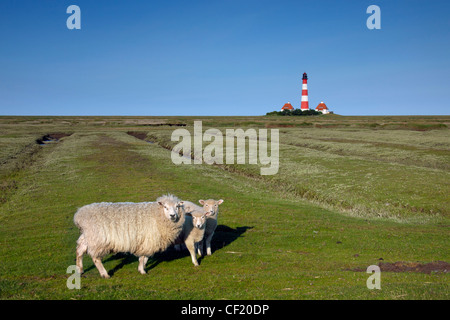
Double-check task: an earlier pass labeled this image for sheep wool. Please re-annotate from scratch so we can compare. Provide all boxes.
[74,194,185,278]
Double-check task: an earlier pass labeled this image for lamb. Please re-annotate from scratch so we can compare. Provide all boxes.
[198,199,224,256]
[183,199,224,256]
[174,209,207,266]
[73,194,185,278]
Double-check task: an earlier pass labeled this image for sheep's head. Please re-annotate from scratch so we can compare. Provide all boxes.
[198,199,224,217]
[191,210,207,229]
[158,199,184,222]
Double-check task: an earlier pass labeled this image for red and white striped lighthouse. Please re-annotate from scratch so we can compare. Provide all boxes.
[300,72,309,111]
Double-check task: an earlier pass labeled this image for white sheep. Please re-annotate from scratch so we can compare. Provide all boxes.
[174,209,207,266]
[182,199,224,256]
[73,194,185,278]
[198,199,224,256]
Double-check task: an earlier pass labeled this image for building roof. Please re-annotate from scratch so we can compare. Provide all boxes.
[281,102,294,110]
[315,101,329,111]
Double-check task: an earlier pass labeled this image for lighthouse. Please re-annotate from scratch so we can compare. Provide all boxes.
[300,72,309,111]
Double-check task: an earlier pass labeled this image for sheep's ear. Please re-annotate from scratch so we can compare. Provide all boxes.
[199,200,205,205]
[217,199,224,205]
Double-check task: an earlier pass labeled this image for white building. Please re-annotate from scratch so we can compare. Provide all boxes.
[315,101,331,114]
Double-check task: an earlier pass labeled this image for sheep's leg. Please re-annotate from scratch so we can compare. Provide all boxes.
[197,239,204,256]
[138,256,149,275]
[186,240,199,266]
[92,256,110,279]
[76,234,88,274]
[205,231,215,256]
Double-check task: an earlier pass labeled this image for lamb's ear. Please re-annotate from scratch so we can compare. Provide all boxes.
[217,199,224,205]
[199,200,205,205]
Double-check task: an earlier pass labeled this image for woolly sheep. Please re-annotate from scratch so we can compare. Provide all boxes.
[174,209,207,266]
[73,194,185,278]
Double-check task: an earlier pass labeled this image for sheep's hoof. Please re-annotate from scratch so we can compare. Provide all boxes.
[101,274,111,279]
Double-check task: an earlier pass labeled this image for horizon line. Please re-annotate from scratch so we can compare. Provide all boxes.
[1,114,450,117]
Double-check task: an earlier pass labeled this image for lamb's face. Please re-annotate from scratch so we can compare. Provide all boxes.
[158,201,184,222]
[199,199,224,217]
[192,213,207,229]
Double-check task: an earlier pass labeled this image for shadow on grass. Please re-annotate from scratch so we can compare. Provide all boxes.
[84,225,253,277]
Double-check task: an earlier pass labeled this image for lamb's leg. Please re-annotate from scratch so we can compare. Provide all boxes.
[186,240,199,266]
[76,234,88,274]
[138,256,149,275]
[205,231,215,256]
[197,239,204,256]
[92,256,110,279]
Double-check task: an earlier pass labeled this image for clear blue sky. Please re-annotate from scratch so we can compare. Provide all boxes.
[1,0,449,116]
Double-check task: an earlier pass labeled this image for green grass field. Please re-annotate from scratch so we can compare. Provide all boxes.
[0,115,448,299]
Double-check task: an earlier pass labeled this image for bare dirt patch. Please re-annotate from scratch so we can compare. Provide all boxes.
[350,261,449,274]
